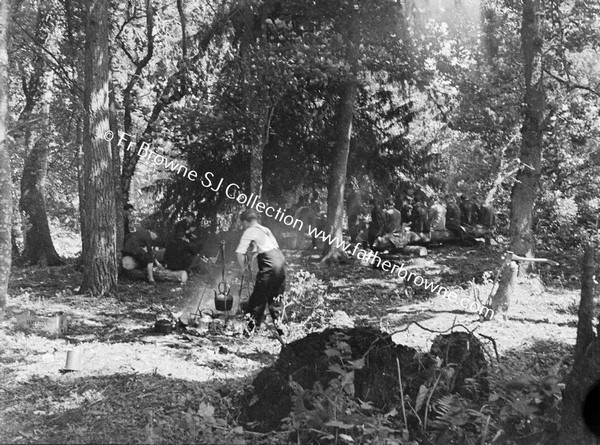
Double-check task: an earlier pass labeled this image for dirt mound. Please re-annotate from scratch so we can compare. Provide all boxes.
[243,328,490,433]
[243,327,437,432]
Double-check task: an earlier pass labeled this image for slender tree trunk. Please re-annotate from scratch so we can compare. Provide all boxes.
[509,0,544,273]
[81,0,118,297]
[20,136,63,266]
[109,74,124,251]
[322,79,358,262]
[0,0,11,312]
[322,22,359,263]
[559,243,600,444]
[20,78,63,266]
[250,105,274,197]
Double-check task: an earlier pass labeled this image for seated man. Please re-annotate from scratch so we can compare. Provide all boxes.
[367,199,384,249]
[174,213,197,239]
[428,198,447,231]
[410,200,430,234]
[478,203,496,228]
[383,198,403,234]
[445,195,463,237]
[163,236,203,273]
[375,198,407,251]
[345,185,362,243]
[400,196,413,224]
[122,229,161,283]
[459,196,479,226]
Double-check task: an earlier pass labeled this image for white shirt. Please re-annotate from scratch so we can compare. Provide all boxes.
[235,224,279,254]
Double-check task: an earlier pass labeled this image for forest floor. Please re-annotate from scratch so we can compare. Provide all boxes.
[0,239,590,444]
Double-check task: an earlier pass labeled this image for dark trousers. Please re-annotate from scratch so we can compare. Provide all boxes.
[247,249,286,330]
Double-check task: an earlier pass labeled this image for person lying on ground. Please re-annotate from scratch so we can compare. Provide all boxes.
[122,229,163,283]
[235,209,286,336]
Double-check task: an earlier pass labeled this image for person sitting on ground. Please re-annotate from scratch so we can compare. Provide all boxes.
[459,195,479,226]
[174,213,197,239]
[445,194,462,237]
[163,234,203,274]
[478,202,496,228]
[346,184,362,243]
[122,229,162,283]
[383,198,403,234]
[235,209,286,336]
[428,197,447,231]
[367,199,384,249]
[410,200,430,234]
[374,198,407,251]
[400,196,413,224]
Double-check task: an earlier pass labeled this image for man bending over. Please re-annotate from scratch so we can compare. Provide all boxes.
[235,209,286,335]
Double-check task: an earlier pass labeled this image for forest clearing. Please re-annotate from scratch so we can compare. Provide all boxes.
[1,0,600,444]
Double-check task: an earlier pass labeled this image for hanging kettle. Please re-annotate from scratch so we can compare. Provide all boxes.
[214,282,233,312]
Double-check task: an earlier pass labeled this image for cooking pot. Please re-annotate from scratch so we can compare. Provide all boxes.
[214,282,233,311]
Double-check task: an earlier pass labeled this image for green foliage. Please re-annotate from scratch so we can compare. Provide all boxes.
[283,332,403,444]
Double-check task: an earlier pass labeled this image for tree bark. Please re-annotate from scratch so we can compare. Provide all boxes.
[109,74,124,251]
[250,105,274,197]
[20,134,63,266]
[559,243,600,444]
[322,79,358,262]
[81,0,118,297]
[322,20,359,263]
[508,0,544,274]
[0,0,11,312]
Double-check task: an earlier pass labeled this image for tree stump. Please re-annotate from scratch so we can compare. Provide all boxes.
[484,261,518,320]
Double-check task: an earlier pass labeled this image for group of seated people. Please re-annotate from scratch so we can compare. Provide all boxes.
[121,213,203,283]
[355,194,496,251]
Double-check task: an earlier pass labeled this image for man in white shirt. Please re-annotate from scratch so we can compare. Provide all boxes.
[236,209,286,335]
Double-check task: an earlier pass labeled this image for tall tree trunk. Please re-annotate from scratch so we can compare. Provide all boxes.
[0,0,11,312]
[109,74,124,251]
[322,22,359,263]
[20,77,63,266]
[250,105,274,197]
[508,0,544,273]
[559,243,600,444]
[20,136,63,266]
[322,79,358,262]
[81,0,117,297]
